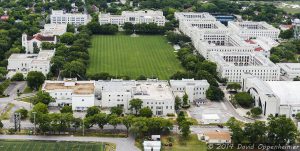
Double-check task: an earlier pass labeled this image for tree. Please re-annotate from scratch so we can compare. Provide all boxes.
[139,107,153,118]
[32,91,55,105]
[270,54,280,63]
[110,106,123,116]
[11,73,24,81]
[293,76,300,81]
[60,106,73,113]
[86,106,100,117]
[72,117,81,132]
[244,121,267,144]
[32,102,48,114]
[94,113,108,129]
[60,32,75,45]
[196,60,217,76]
[122,115,134,136]
[296,112,300,120]
[234,92,254,108]
[67,24,75,33]
[180,120,191,138]
[226,117,244,143]
[279,29,293,39]
[226,83,241,92]
[250,107,262,118]
[175,96,182,111]
[206,86,224,101]
[26,71,45,90]
[61,60,86,78]
[15,108,28,120]
[0,120,3,129]
[182,93,189,106]
[129,99,143,115]
[108,114,122,130]
[123,22,134,34]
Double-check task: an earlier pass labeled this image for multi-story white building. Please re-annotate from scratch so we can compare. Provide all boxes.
[179,21,229,42]
[174,12,216,23]
[197,34,255,59]
[7,50,55,78]
[96,79,175,116]
[228,21,280,40]
[277,63,300,80]
[209,52,280,82]
[22,33,57,53]
[244,37,279,58]
[243,74,300,117]
[40,24,67,36]
[50,10,91,26]
[42,78,96,111]
[169,79,209,103]
[99,10,165,26]
[293,18,300,39]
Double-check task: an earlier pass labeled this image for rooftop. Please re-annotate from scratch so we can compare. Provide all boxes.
[175,12,216,21]
[43,80,95,95]
[170,79,209,87]
[277,63,300,71]
[27,34,55,41]
[266,81,300,105]
[8,54,38,60]
[203,131,231,140]
[230,21,278,30]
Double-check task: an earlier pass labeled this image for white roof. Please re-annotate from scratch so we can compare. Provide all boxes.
[202,114,220,120]
[143,141,161,147]
[266,81,300,105]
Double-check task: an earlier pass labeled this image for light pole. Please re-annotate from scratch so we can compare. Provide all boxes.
[32,112,36,135]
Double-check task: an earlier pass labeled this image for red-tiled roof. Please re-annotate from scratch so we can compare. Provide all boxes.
[245,39,256,44]
[27,34,55,41]
[255,47,263,51]
[0,15,9,21]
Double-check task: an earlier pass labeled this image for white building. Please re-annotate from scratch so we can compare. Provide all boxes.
[22,33,57,53]
[199,131,231,144]
[174,12,216,23]
[293,18,300,39]
[42,78,95,111]
[277,63,300,80]
[169,79,209,104]
[228,21,280,40]
[243,74,300,117]
[143,141,161,151]
[202,114,220,124]
[209,52,280,82]
[96,79,175,116]
[40,24,67,36]
[196,34,255,59]
[245,37,279,58]
[50,10,91,26]
[99,10,165,26]
[7,50,55,78]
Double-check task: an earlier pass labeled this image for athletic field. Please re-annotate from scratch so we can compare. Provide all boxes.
[87,34,184,79]
[0,140,104,151]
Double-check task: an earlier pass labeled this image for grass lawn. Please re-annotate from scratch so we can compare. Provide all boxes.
[162,134,207,151]
[0,140,106,151]
[87,34,184,79]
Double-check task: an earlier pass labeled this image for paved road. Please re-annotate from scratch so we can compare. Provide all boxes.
[0,135,140,151]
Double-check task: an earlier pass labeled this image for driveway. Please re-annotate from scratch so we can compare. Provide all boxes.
[0,135,140,151]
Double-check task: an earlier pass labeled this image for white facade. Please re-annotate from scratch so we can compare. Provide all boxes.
[228,21,280,40]
[197,34,255,59]
[243,74,300,117]
[7,50,55,78]
[174,12,216,22]
[245,37,279,58]
[42,79,95,111]
[22,33,57,53]
[96,79,175,116]
[50,10,91,26]
[40,24,67,36]
[169,79,209,103]
[209,52,280,82]
[277,63,300,80]
[143,141,161,151]
[99,10,165,26]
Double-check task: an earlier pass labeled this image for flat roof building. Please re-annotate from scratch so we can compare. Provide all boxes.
[42,78,95,111]
[277,63,300,80]
[99,10,165,26]
[96,79,175,116]
[170,79,209,104]
[40,24,67,36]
[243,74,300,117]
[50,10,91,26]
[209,52,280,82]
[174,12,216,22]
[228,21,280,40]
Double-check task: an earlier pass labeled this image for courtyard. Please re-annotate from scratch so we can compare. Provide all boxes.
[87,34,184,80]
